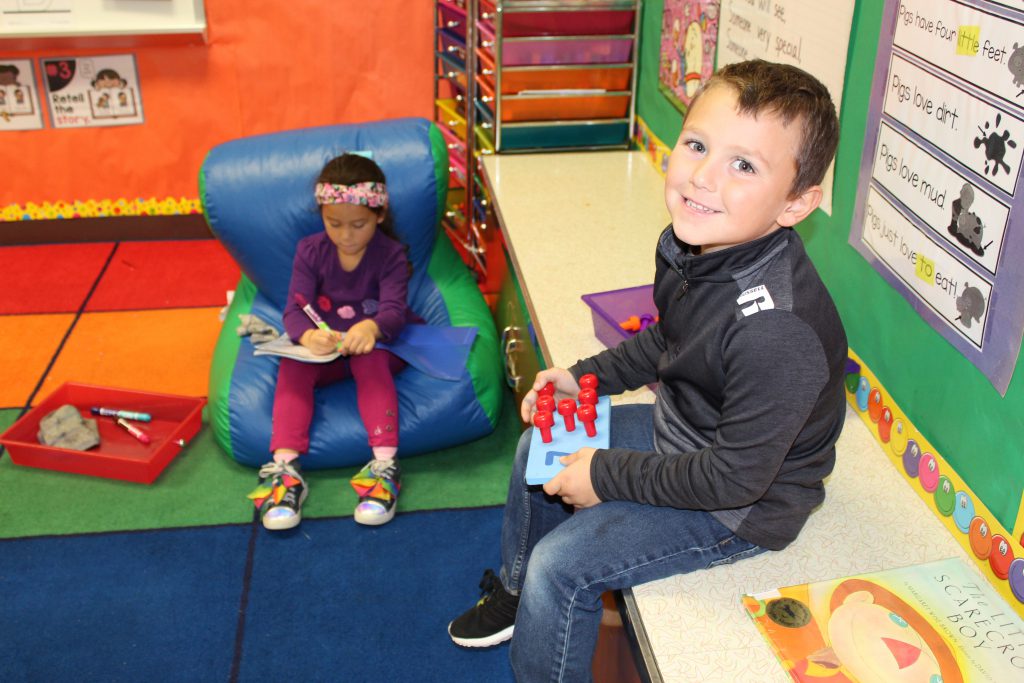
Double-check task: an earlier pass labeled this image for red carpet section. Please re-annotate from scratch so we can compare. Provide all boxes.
[0,240,240,409]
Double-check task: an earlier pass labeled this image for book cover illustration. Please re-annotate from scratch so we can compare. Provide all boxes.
[742,556,1024,682]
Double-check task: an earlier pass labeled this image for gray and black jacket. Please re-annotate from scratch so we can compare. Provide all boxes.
[570,226,848,551]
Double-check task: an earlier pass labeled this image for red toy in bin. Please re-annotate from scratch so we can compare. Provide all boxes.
[0,382,206,484]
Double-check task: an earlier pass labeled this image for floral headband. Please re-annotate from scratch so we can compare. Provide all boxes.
[315,181,388,208]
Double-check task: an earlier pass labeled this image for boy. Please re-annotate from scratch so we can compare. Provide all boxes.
[448,59,847,681]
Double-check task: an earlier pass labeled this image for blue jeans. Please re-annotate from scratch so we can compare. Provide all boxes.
[499,404,765,682]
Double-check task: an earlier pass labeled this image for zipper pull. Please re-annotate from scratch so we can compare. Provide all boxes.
[675,278,689,300]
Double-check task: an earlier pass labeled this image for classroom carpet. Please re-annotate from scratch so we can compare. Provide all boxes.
[0,239,521,682]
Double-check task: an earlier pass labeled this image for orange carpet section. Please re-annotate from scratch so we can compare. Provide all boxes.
[0,243,115,314]
[0,314,76,407]
[37,308,223,402]
[87,241,240,312]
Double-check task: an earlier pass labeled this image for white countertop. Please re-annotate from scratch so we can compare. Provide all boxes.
[481,151,969,682]
[483,150,666,405]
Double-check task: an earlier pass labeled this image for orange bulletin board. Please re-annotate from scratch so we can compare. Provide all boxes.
[1,1,434,211]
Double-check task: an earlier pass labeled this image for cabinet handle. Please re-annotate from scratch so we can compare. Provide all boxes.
[481,68,494,76]
[481,12,494,20]
[501,326,522,391]
[480,95,494,103]
[481,40,494,48]
[480,122,493,129]
[446,20,461,28]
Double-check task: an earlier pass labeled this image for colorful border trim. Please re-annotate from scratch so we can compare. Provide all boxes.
[847,348,1024,617]
[633,116,672,177]
[1,197,203,222]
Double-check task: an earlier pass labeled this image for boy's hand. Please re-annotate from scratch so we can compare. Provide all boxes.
[338,319,380,356]
[543,448,601,508]
[300,328,343,356]
[521,368,582,422]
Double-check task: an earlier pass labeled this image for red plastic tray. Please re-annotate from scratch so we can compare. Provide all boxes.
[0,382,206,484]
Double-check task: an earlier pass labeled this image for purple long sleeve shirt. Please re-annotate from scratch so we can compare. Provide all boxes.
[282,230,415,344]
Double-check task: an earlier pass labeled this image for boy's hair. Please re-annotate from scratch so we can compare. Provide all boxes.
[690,59,839,196]
[316,153,398,241]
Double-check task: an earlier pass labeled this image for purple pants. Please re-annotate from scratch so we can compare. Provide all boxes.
[269,349,405,454]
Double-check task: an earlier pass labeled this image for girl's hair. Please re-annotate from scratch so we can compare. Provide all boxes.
[316,154,398,241]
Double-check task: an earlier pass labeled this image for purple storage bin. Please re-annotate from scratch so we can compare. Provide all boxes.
[503,36,634,66]
[581,284,655,349]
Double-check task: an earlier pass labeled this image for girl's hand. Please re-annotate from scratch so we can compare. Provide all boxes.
[300,328,343,356]
[338,319,380,356]
[543,448,601,508]
[520,368,582,422]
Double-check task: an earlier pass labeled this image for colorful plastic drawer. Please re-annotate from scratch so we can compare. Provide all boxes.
[437,121,467,161]
[436,98,467,138]
[501,9,635,37]
[479,24,634,66]
[475,98,495,129]
[0,382,205,484]
[497,119,630,151]
[581,285,655,349]
[437,0,468,40]
[499,92,630,122]
[474,124,495,154]
[438,28,467,68]
[449,154,468,187]
[500,64,632,94]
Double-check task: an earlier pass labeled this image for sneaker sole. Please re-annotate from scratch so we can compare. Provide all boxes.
[353,507,396,526]
[262,512,301,531]
[447,622,515,648]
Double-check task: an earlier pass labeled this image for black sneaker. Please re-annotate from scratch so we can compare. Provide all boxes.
[448,569,520,647]
[249,460,308,531]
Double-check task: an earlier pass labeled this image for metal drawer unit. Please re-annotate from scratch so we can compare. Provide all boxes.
[475,0,641,153]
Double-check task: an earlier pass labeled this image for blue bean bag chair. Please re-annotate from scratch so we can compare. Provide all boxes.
[199,118,504,468]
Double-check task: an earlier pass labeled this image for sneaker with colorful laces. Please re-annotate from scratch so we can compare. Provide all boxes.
[247,460,307,531]
[448,569,520,648]
[349,458,401,526]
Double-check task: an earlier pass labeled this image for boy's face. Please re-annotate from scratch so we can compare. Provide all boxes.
[664,84,821,253]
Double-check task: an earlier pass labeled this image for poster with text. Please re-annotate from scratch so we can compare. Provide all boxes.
[658,1,721,113]
[0,59,43,131]
[850,0,1024,395]
[42,54,144,128]
[716,0,855,215]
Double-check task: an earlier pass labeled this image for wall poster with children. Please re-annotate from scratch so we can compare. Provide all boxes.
[850,0,1024,395]
[41,54,143,128]
[0,58,43,131]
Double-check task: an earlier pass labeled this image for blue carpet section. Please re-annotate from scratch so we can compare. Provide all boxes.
[0,508,514,683]
[0,525,251,682]
[240,507,514,682]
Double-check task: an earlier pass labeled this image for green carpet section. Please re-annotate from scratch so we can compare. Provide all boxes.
[0,392,523,539]
[0,426,255,540]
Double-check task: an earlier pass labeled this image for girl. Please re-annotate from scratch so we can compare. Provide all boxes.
[250,153,415,530]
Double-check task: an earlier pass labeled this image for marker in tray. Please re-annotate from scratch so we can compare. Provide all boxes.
[115,417,151,445]
[91,407,152,422]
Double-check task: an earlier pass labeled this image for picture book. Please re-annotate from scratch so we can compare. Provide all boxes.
[742,556,1024,682]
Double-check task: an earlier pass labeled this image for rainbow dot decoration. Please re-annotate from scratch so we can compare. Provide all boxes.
[846,349,1024,614]
[1,197,203,222]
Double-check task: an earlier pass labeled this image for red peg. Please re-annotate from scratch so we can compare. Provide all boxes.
[536,394,556,414]
[533,410,554,443]
[557,399,577,432]
[578,388,598,409]
[578,403,597,437]
[538,382,556,397]
[579,373,598,391]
